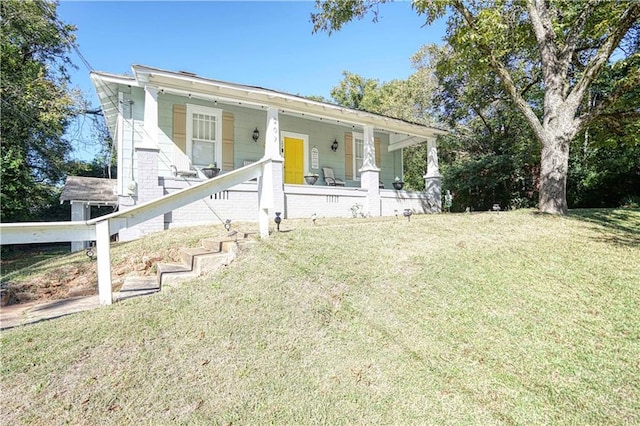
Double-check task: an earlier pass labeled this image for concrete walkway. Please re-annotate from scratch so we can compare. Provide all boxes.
[0,281,158,331]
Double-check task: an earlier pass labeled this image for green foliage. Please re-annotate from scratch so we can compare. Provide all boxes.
[0,0,78,222]
[313,0,640,214]
[311,0,390,35]
[328,46,442,189]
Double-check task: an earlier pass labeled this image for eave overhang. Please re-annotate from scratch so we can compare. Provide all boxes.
[91,64,448,149]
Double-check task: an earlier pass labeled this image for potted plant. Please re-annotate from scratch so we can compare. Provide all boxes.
[392,176,404,190]
[304,173,319,185]
[202,163,220,178]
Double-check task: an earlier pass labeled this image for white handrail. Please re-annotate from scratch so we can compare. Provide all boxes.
[0,158,272,305]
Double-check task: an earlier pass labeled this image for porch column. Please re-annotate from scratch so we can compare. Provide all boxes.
[423,137,442,213]
[360,125,381,216]
[70,202,90,252]
[259,107,284,237]
[142,86,159,147]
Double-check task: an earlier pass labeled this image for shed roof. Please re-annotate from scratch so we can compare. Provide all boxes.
[60,176,118,205]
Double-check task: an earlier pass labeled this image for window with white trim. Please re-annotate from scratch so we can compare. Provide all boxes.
[353,132,364,180]
[186,104,222,167]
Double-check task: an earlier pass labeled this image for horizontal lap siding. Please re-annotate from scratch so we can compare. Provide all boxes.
[217,104,264,169]
[278,115,346,181]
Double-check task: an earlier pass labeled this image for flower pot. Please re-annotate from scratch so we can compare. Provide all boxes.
[304,175,318,185]
[202,167,220,178]
[392,181,404,190]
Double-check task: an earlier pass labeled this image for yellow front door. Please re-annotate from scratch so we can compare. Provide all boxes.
[284,136,304,184]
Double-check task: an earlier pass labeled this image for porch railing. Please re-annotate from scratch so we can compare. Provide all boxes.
[0,158,274,306]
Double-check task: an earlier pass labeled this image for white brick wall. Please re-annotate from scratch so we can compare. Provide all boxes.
[119,175,438,240]
[381,190,432,215]
[284,185,367,219]
[163,180,260,228]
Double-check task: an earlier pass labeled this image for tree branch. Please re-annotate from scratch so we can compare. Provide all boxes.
[470,105,493,135]
[558,0,598,73]
[452,0,547,142]
[567,3,640,113]
[526,0,562,85]
[577,70,640,127]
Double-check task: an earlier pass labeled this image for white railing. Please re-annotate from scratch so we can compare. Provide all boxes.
[0,158,273,306]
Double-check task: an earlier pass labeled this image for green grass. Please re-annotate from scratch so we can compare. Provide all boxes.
[1,209,639,425]
[1,244,70,276]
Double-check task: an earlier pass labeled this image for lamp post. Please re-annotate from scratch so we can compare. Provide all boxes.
[274,212,282,232]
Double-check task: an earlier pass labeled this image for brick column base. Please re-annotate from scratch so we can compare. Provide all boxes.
[361,168,381,217]
[424,175,442,213]
[119,147,164,241]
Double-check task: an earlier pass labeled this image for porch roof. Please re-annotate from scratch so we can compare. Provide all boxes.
[91,65,448,151]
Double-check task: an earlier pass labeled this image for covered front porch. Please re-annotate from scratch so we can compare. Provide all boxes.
[160,177,439,230]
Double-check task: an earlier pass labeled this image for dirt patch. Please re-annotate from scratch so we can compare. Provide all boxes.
[2,254,164,307]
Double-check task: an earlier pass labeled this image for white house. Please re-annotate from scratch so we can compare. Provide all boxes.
[87,64,446,241]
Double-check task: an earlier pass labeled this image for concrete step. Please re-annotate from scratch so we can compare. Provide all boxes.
[121,276,160,292]
[157,262,198,286]
[154,233,255,288]
[192,251,232,274]
[117,276,160,300]
[181,247,214,269]
[200,238,230,252]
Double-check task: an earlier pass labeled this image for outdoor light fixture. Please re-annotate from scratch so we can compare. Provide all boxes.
[274,212,282,232]
[252,128,260,143]
[331,138,339,152]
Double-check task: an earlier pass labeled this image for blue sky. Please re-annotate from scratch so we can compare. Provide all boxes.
[57,1,447,159]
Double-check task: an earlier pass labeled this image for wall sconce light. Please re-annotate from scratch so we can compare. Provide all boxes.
[252,128,260,143]
[331,138,339,152]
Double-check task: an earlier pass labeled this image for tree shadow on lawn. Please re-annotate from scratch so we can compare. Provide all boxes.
[565,208,640,247]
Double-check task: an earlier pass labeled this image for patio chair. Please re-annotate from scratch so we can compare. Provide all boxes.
[322,167,346,186]
[171,148,198,177]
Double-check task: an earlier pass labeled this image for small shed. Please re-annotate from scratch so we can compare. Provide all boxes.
[60,176,118,251]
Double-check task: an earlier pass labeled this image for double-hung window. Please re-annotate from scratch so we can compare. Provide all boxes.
[186,104,222,167]
[353,132,364,180]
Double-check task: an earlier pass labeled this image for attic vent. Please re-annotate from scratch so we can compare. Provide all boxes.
[178,70,197,77]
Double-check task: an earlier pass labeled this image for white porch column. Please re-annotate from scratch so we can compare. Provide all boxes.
[70,202,90,252]
[360,125,381,216]
[142,86,158,147]
[424,137,442,213]
[259,107,284,237]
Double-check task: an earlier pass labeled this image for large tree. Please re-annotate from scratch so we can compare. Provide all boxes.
[1,0,78,222]
[312,0,640,214]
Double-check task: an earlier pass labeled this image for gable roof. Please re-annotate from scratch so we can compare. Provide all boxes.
[91,64,447,151]
[60,176,118,205]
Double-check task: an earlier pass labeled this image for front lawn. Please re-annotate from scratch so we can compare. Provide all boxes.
[1,209,638,424]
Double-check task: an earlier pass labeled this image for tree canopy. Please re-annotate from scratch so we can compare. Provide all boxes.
[1,0,79,222]
[312,0,640,214]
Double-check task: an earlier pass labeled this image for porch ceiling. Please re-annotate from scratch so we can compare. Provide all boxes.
[90,72,136,136]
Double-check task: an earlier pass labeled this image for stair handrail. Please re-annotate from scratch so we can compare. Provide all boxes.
[0,157,273,306]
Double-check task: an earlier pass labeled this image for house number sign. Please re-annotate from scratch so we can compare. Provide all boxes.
[311,147,319,169]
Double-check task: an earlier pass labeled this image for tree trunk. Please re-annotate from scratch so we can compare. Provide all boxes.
[538,134,570,214]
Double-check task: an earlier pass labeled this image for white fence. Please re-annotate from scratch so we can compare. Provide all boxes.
[0,159,273,306]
